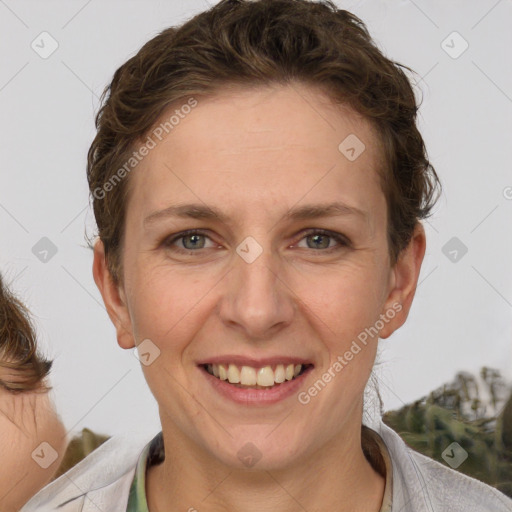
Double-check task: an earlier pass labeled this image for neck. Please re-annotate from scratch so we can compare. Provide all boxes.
[146,420,385,512]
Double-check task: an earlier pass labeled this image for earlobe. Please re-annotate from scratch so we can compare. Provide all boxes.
[379,222,426,339]
[92,239,136,350]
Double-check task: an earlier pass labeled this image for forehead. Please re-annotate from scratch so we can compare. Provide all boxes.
[129,83,385,221]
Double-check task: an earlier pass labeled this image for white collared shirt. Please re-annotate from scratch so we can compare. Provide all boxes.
[20,418,512,511]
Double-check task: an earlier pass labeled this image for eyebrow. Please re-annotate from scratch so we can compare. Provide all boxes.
[144,201,368,227]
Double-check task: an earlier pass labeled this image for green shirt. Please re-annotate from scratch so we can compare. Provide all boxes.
[126,428,393,511]
[126,431,164,512]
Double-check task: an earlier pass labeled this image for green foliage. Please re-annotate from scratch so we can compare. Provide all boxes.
[382,367,512,498]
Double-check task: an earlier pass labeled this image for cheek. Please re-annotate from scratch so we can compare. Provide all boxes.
[0,393,66,508]
[0,414,24,473]
[129,265,211,342]
[300,263,385,336]
[0,391,67,456]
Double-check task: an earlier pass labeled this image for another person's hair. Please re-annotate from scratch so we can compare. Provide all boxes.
[87,0,442,285]
[0,273,52,393]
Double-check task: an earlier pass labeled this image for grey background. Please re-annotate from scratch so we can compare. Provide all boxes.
[1,0,511,438]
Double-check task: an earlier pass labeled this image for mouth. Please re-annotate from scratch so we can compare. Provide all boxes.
[199,363,314,390]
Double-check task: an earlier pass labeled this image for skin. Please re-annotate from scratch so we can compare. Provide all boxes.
[93,82,426,512]
[0,377,68,512]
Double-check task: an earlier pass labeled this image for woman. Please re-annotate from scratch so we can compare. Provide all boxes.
[0,274,110,511]
[21,0,512,510]
[0,274,68,512]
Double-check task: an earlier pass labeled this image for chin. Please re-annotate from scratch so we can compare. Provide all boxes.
[205,432,306,472]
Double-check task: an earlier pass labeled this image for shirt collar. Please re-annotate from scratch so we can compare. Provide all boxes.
[127,427,393,511]
[126,431,163,512]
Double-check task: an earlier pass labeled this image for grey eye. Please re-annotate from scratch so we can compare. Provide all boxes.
[180,233,207,250]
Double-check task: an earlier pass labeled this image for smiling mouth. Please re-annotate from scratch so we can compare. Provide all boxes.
[200,363,313,389]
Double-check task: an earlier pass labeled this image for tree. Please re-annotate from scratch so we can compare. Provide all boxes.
[383,367,512,497]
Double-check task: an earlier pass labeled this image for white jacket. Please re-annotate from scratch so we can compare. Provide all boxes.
[20,419,512,511]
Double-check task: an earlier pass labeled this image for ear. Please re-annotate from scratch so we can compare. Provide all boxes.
[92,239,135,350]
[379,222,426,339]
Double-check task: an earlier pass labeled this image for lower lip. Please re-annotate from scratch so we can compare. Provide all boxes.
[199,366,314,406]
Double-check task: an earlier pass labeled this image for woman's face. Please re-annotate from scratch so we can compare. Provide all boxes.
[95,83,425,469]
[0,379,67,511]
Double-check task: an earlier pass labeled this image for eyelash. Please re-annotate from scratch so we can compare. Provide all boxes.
[162,229,350,255]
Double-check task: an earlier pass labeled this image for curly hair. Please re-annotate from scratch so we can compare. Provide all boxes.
[0,273,53,393]
[87,0,442,285]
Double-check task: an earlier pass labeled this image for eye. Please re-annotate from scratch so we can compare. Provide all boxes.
[295,229,350,252]
[163,230,215,252]
[162,228,350,255]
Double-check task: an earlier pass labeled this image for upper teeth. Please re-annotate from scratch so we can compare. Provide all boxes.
[207,363,303,387]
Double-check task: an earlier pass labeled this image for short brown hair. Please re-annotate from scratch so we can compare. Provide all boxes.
[87,0,442,285]
[0,274,52,393]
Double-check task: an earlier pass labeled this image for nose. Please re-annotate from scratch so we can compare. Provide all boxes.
[218,239,295,340]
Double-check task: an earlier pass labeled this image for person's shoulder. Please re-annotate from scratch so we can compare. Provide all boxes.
[375,419,512,512]
[407,447,512,511]
[20,429,157,512]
